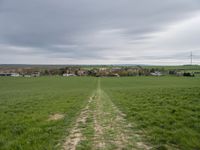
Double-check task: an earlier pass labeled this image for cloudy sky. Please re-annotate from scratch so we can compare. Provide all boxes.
[0,0,200,65]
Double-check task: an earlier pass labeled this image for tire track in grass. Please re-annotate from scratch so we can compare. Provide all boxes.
[93,79,152,150]
[62,95,94,150]
[62,79,152,149]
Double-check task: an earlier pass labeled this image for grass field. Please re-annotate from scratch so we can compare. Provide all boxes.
[0,77,97,150]
[101,77,200,150]
[0,76,200,150]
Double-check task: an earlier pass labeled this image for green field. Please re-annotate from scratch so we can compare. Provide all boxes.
[0,76,200,150]
[0,77,97,150]
[101,77,200,150]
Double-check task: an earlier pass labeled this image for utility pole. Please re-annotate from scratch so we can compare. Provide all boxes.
[190,51,193,65]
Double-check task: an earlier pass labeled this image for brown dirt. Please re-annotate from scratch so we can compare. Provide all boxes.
[48,113,64,121]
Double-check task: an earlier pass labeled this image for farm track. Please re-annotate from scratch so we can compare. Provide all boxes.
[62,79,151,150]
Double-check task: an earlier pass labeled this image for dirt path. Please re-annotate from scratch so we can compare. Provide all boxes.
[62,79,151,150]
[62,95,94,150]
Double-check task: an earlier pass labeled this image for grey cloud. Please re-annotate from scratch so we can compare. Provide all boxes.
[0,0,200,64]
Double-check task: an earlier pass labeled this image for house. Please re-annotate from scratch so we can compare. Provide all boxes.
[24,75,31,78]
[99,68,107,71]
[31,72,40,77]
[63,73,76,77]
[11,73,20,77]
[77,70,87,76]
[114,73,120,77]
[0,73,20,77]
[0,73,12,76]
[150,71,162,76]
[110,73,120,77]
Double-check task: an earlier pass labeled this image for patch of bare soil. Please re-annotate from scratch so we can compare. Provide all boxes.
[137,142,152,150]
[48,113,64,121]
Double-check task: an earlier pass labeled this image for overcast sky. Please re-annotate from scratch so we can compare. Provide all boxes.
[0,0,200,65]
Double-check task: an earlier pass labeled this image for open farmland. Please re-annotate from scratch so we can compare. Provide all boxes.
[0,76,200,150]
[0,77,97,150]
[101,77,200,150]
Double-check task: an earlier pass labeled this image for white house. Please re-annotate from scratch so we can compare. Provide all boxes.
[11,73,20,77]
[150,71,162,76]
[63,73,76,77]
[24,75,31,78]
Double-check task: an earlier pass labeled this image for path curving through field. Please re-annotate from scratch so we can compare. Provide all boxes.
[62,79,151,150]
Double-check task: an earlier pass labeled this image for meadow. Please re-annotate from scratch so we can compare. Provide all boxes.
[0,77,97,150]
[0,76,200,150]
[101,77,200,150]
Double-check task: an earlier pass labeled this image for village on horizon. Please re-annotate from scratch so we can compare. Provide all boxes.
[0,64,199,77]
